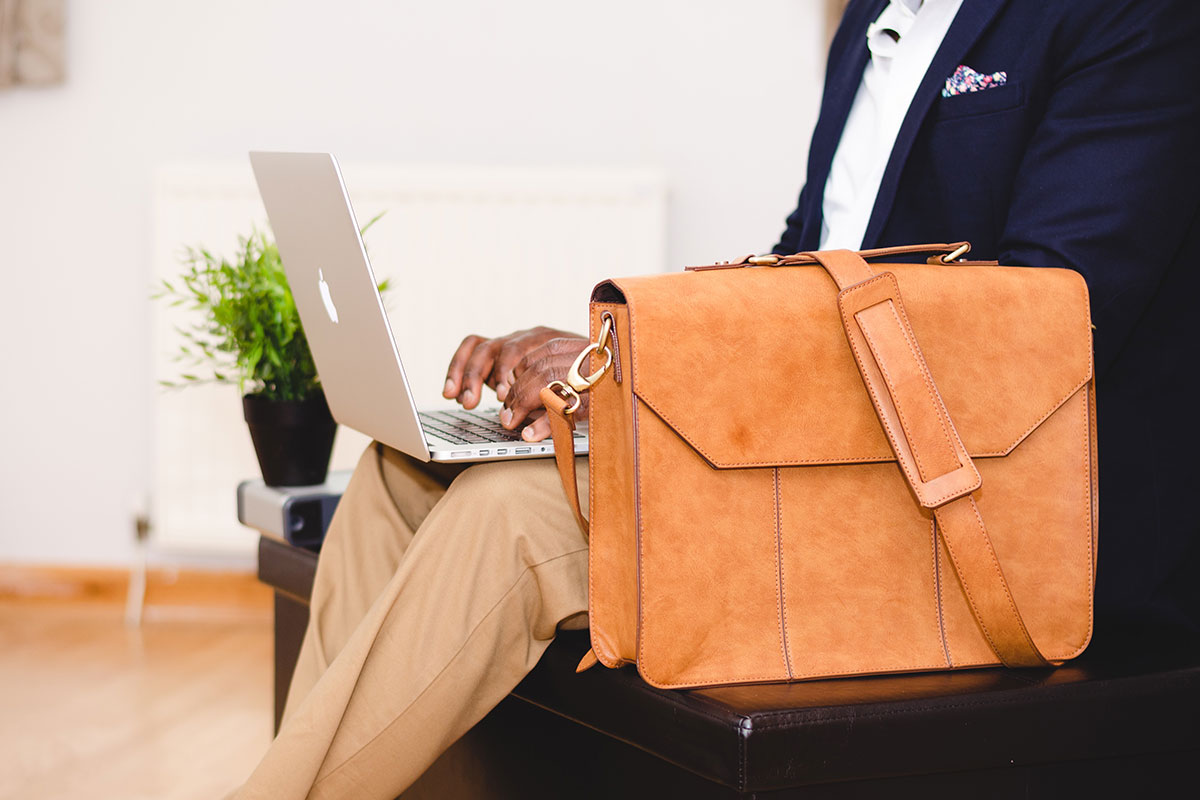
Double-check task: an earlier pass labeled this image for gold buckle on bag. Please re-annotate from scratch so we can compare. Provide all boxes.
[939,242,972,263]
[566,316,613,393]
[547,316,614,416]
[545,380,583,415]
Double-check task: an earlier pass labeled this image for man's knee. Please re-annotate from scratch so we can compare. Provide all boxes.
[434,458,586,560]
[445,458,561,505]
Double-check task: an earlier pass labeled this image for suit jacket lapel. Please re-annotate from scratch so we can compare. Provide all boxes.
[860,0,1009,248]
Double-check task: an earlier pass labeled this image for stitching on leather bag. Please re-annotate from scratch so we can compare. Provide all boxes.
[964,497,1043,659]
[634,270,1093,464]
[628,276,894,469]
[974,374,1094,458]
[775,468,794,680]
[836,283,924,495]
[948,272,1094,458]
[634,375,1092,466]
[855,302,945,485]
[643,643,952,687]
[940,393,1092,664]
[631,270,1090,684]
[856,296,982,507]
[934,503,1006,660]
[587,306,601,661]
[633,398,647,669]
[603,310,622,384]
[882,298,961,479]
[1089,385,1099,549]
[588,303,624,668]
[624,301,723,687]
[935,497,1044,664]
[634,403,790,687]
[648,657,950,689]
[1000,390,1095,661]
[633,392,894,466]
[790,656,947,681]
[587,305,611,666]
[936,534,959,667]
[931,518,953,668]
[1069,384,1095,656]
[652,652,950,690]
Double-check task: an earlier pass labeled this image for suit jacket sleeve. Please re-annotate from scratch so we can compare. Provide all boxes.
[984,1,1200,377]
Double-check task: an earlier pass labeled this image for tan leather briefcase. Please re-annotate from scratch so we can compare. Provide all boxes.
[543,243,1096,689]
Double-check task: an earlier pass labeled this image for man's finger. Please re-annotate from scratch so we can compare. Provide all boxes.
[459,338,501,408]
[493,333,536,387]
[495,368,516,403]
[500,360,550,428]
[521,413,551,442]
[444,335,485,398]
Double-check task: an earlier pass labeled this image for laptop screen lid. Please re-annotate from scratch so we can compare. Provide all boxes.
[249,151,432,461]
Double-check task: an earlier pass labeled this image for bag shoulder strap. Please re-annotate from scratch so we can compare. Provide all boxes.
[542,385,598,674]
[542,386,588,535]
[809,249,1050,668]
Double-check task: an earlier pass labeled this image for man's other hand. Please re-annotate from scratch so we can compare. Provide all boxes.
[443,327,587,440]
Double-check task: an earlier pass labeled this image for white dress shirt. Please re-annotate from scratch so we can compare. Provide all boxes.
[819,0,964,250]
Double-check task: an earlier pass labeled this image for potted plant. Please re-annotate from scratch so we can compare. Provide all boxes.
[156,219,385,486]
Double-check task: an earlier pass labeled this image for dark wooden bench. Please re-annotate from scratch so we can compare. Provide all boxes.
[258,535,1200,798]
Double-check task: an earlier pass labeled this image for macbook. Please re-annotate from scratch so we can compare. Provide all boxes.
[249,150,588,463]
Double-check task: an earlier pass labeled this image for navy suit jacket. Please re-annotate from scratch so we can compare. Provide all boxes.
[775,0,1200,637]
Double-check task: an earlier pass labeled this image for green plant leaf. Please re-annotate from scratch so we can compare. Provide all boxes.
[360,209,387,237]
[154,215,385,401]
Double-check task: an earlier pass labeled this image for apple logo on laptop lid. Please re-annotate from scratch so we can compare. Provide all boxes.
[318,269,339,324]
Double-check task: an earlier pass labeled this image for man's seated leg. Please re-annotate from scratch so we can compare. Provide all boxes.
[285,443,467,716]
[236,444,590,800]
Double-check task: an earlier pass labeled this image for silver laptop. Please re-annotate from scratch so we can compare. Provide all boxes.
[249,151,588,463]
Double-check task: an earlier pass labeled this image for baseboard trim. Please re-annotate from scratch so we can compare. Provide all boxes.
[0,564,272,614]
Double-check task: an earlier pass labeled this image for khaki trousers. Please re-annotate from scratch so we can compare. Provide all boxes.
[234,443,590,800]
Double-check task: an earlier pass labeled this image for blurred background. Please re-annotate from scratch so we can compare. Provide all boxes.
[0,0,830,570]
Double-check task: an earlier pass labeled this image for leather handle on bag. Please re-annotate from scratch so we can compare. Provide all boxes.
[685,242,974,272]
[808,249,1051,668]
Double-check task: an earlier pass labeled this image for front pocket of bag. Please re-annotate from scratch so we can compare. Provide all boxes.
[777,463,950,679]
[633,399,792,689]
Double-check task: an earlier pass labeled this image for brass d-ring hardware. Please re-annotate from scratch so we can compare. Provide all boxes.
[566,343,612,393]
[940,242,972,263]
[565,315,614,393]
[546,380,582,415]
[594,314,613,353]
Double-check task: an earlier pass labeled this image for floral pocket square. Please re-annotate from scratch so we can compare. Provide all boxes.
[942,64,1008,98]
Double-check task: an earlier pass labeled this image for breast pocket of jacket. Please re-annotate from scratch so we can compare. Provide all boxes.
[933,81,1025,122]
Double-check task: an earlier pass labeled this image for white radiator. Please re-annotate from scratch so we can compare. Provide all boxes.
[150,161,667,556]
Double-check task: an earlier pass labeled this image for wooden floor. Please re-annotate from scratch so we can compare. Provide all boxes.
[0,572,274,800]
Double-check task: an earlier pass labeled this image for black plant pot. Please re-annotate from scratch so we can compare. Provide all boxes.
[243,390,338,487]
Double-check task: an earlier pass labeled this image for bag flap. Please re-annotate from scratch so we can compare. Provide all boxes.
[601,263,1092,468]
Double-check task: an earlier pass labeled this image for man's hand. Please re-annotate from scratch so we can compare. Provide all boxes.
[443,327,588,441]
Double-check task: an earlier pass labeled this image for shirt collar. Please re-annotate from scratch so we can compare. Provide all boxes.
[867,0,925,59]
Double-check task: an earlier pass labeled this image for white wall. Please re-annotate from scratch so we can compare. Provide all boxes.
[0,0,826,566]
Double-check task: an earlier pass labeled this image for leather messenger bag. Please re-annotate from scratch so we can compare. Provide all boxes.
[542,243,1097,689]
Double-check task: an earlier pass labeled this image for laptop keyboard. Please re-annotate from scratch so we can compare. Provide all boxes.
[419,408,583,446]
